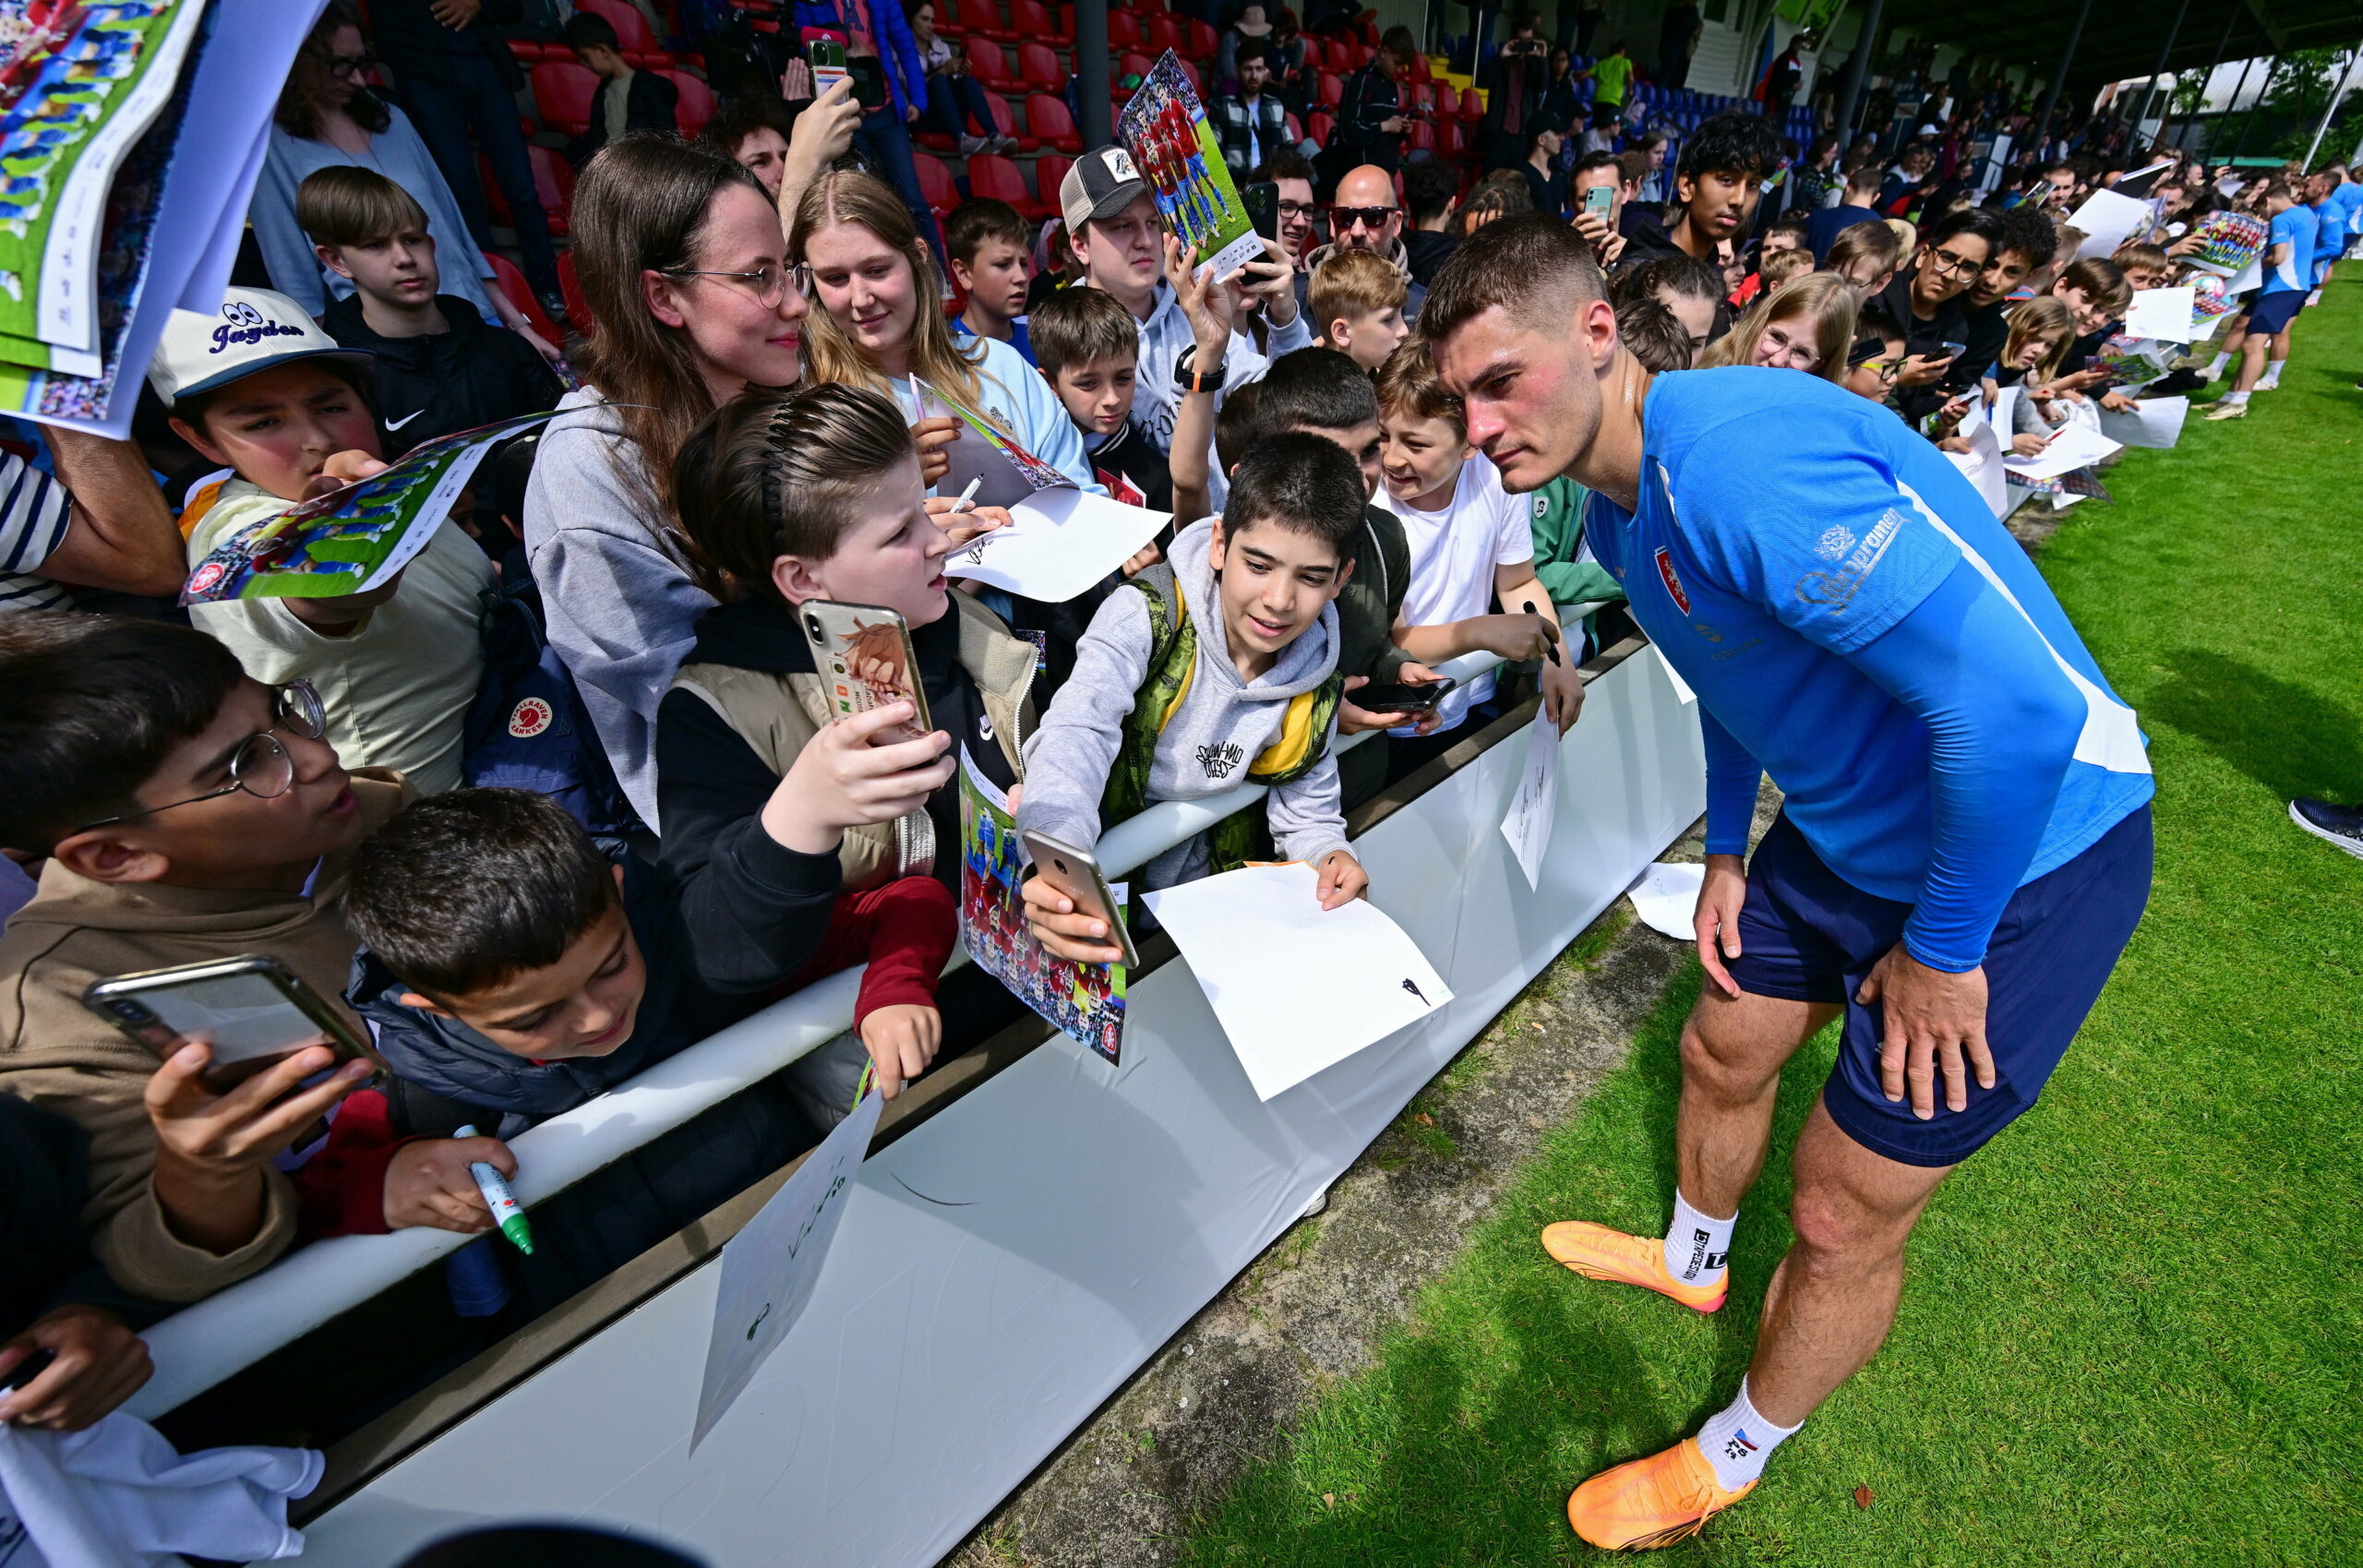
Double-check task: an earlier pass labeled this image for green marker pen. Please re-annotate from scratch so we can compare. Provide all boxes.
[454,1124,534,1254]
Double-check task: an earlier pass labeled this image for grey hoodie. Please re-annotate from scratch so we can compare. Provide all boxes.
[1017,519,1349,889]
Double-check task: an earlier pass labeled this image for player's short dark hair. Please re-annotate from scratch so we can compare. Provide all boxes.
[1405,160,1460,223]
[1996,203,2060,271]
[1250,147,1316,187]
[1424,214,1606,341]
[0,614,246,854]
[1221,432,1365,560]
[1923,205,2004,257]
[944,197,1028,266]
[1610,251,1720,310]
[562,12,620,52]
[700,91,798,160]
[1255,346,1380,434]
[1767,210,1811,243]
[1614,294,1692,372]
[347,789,622,1001]
[1678,110,1786,183]
[1573,150,1624,183]
[1215,380,1264,472]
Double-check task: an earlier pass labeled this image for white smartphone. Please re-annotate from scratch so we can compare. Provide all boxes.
[799,599,932,743]
[1021,831,1140,970]
[83,954,380,1092]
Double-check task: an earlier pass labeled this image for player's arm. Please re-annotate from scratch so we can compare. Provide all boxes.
[1693,705,1760,996]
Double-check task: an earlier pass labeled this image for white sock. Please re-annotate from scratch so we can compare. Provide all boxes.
[2225,389,2250,405]
[2260,361,2285,388]
[1661,1189,1735,1287]
[1695,1379,1802,1490]
[2206,353,2230,378]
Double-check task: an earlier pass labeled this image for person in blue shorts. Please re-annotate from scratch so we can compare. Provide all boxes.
[1423,216,2155,1550]
[2210,174,2312,419]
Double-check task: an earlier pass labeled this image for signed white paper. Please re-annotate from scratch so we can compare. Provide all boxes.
[1499,706,1562,890]
[1944,415,2009,518]
[2002,421,2120,481]
[943,488,1171,603]
[692,1086,883,1451]
[2097,395,2188,449]
[1143,862,1451,1100]
[2121,287,2197,343]
[2069,188,2151,259]
[1625,860,1704,940]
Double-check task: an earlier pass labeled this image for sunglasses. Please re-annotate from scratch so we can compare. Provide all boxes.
[1330,205,1397,230]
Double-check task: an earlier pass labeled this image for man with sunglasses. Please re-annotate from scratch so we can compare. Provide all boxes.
[0,616,404,1307]
[1869,206,2002,422]
[1298,165,1428,326]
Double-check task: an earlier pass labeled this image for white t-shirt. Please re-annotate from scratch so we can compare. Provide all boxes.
[1380,454,1533,733]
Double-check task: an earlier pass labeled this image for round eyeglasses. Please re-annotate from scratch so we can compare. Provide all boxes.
[75,680,330,832]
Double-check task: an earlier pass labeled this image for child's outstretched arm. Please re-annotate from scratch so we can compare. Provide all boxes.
[1497,567,1584,735]
[1265,736,1355,904]
[1163,235,1234,528]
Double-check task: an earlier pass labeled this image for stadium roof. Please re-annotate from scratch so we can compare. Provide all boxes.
[1877,0,2363,92]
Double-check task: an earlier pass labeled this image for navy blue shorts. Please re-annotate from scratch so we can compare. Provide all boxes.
[2248,289,2307,337]
[1726,807,2153,1167]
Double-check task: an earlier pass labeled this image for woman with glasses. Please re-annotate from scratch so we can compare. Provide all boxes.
[1868,206,2003,423]
[792,171,1098,497]
[248,3,516,336]
[522,136,815,832]
[1697,272,1857,384]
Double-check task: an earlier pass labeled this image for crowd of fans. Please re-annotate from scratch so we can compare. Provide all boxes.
[0,0,2357,1451]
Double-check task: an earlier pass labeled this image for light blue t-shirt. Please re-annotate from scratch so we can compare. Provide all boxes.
[1583,368,2153,905]
[2313,198,2345,282]
[2262,205,2314,294]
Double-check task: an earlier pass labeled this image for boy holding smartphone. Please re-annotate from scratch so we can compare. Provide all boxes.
[0,616,401,1304]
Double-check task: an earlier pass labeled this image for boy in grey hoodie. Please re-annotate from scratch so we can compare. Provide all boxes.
[1018,435,1373,962]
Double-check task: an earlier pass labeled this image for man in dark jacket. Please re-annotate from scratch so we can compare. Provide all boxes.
[371,0,566,318]
[1212,38,1292,174]
[1327,30,1411,181]
[563,12,682,168]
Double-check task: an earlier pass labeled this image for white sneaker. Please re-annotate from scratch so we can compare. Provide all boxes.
[2203,400,2248,420]
[992,133,1019,153]
[958,133,988,155]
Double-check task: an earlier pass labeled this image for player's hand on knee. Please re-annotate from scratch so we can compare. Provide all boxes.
[1858,948,1992,1119]
[1694,853,1747,998]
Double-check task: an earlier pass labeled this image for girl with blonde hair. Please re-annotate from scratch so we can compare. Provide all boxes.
[1698,271,1859,381]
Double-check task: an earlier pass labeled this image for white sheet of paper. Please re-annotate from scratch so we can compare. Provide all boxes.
[1653,641,1696,705]
[2122,287,2197,343]
[2002,421,2120,481]
[2069,188,2152,258]
[1143,863,1451,1101]
[1944,415,2009,518]
[2097,395,2188,449]
[1989,386,2023,449]
[943,487,1171,603]
[1625,861,1704,940]
[1498,706,1561,891]
[692,1086,883,1451]
[2224,256,2262,294]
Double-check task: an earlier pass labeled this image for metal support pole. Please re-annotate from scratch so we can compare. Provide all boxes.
[2172,8,2241,153]
[2141,0,2190,140]
[2300,52,2356,169]
[2230,54,2279,160]
[2029,0,2093,158]
[1075,0,1111,150]
[1832,0,1883,148]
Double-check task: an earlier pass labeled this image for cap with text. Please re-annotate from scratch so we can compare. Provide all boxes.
[1061,146,1150,238]
[149,287,373,406]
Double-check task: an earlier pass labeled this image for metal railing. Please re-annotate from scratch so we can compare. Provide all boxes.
[126,622,1601,1418]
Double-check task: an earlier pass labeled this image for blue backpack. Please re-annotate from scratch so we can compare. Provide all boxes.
[462,569,644,840]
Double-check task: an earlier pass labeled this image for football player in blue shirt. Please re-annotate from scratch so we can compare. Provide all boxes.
[1425,216,2155,1550]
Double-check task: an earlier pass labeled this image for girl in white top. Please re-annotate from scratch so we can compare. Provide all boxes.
[1372,343,1583,738]
[790,170,1100,499]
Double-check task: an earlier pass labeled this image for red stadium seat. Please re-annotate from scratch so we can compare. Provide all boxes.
[1459,84,1485,120]
[477,146,578,235]
[983,90,1036,151]
[1108,11,1143,48]
[1437,118,1466,160]
[1407,50,1431,83]
[1119,50,1154,80]
[966,152,1032,212]
[1146,14,1184,54]
[1011,0,1065,42]
[1284,110,1302,140]
[657,69,714,136]
[1016,40,1063,92]
[557,250,595,337]
[965,36,1020,90]
[1316,70,1343,109]
[953,0,1013,42]
[1026,91,1082,152]
[1407,118,1434,152]
[1306,110,1335,144]
[528,62,599,138]
[1403,81,1432,112]
[1034,152,1074,215]
[1175,57,1202,95]
[915,150,960,215]
[578,0,660,53]
[483,252,564,341]
[1135,0,1167,12]
[1432,81,1457,116]
[1295,36,1322,69]
[1186,18,1217,59]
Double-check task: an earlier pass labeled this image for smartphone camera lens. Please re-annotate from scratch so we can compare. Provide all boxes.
[112,1000,150,1021]
[805,613,825,643]
[1054,858,1069,875]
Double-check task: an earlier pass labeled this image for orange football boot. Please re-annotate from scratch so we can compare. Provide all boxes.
[1566,1437,1754,1550]
[1540,1221,1727,1312]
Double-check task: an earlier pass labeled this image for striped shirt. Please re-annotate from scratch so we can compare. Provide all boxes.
[0,452,73,614]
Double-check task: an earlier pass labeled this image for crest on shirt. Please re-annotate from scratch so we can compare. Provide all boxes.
[1653,546,1690,614]
[1815,525,1856,561]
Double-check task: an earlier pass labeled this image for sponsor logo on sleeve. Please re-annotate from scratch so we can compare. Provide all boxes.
[1794,508,1904,608]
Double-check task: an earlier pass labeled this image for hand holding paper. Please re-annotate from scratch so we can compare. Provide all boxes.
[943,488,1172,603]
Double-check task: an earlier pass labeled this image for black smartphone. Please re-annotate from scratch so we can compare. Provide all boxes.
[847,54,887,111]
[1242,180,1280,243]
[1351,677,1457,713]
[1938,340,1968,358]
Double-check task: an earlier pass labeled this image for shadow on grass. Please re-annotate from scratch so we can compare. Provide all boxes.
[2140,648,2363,799]
[1176,966,1836,1568]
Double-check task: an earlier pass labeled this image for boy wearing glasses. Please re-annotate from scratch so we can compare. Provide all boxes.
[0,616,401,1305]
[157,287,492,795]
[1870,207,2003,423]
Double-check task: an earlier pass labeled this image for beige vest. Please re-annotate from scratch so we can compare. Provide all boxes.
[668,594,1038,889]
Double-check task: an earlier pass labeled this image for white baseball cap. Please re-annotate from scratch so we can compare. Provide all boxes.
[148,286,372,405]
